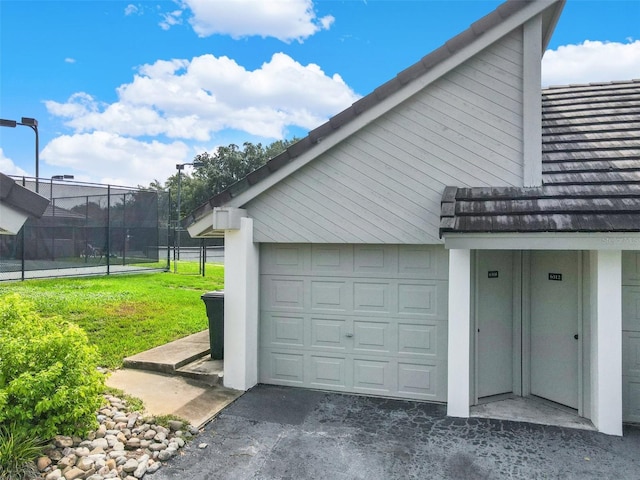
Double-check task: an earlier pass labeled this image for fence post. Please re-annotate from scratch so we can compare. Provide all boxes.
[122,193,127,266]
[20,226,25,281]
[107,185,111,275]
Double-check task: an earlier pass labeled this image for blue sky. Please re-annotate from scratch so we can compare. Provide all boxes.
[1,0,640,187]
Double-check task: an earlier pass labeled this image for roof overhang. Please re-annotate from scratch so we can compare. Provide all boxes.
[187,207,247,238]
[0,203,33,235]
[443,232,640,251]
[0,173,49,234]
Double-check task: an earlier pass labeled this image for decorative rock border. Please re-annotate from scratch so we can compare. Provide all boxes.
[37,394,199,480]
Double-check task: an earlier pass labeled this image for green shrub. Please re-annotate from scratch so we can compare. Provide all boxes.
[0,294,105,440]
[0,423,43,480]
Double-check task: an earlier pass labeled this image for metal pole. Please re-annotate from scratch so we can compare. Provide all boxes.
[34,124,39,193]
[107,185,111,275]
[176,167,182,263]
[20,177,25,281]
[0,117,39,192]
[166,192,170,270]
[122,194,127,266]
[202,239,206,277]
[85,196,89,263]
[20,226,25,282]
[51,199,56,261]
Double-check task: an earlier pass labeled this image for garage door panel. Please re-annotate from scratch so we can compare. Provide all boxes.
[398,282,447,318]
[398,362,436,398]
[399,361,446,401]
[267,352,305,385]
[311,245,353,274]
[354,245,398,276]
[398,321,445,358]
[624,332,640,377]
[311,280,350,312]
[260,244,449,402]
[623,287,640,331]
[353,358,393,394]
[623,376,640,423]
[310,355,347,388]
[261,313,305,347]
[262,277,306,311]
[353,282,393,313]
[311,317,348,350]
[399,246,448,280]
[261,244,309,275]
[353,320,393,354]
[623,252,640,286]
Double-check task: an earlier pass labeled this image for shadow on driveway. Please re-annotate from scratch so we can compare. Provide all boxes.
[153,385,640,480]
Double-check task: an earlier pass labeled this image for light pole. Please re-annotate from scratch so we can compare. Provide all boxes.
[175,161,204,268]
[0,117,39,192]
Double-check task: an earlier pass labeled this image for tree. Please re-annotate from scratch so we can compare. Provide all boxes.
[164,139,298,219]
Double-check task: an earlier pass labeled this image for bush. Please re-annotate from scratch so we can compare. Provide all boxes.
[0,423,43,480]
[0,294,105,440]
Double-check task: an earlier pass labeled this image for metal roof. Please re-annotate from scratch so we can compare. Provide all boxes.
[440,79,640,235]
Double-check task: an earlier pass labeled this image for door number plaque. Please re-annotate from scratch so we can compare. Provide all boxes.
[548,273,562,281]
[488,271,499,278]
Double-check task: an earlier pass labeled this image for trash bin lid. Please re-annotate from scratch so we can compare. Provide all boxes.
[201,290,224,299]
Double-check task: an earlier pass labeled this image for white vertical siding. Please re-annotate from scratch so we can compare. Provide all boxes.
[247,29,525,244]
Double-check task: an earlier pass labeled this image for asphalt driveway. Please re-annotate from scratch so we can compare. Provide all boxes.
[153,385,640,480]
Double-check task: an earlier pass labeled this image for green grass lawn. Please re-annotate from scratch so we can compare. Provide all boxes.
[0,262,224,369]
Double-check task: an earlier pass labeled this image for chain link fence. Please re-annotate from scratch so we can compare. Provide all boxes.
[0,176,171,281]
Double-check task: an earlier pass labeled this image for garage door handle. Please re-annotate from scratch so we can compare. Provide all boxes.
[574,334,579,340]
[345,333,354,338]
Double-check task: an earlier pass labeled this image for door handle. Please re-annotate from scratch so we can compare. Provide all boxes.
[345,333,354,338]
[574,334,579,340]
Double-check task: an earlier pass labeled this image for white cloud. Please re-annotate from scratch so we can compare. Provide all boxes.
[46,53,359,141]
[124,4,139,16]
[0,148,29,176]
[178,0,334,42]
[542,40,640,87]
[65,57,76,64]
[159,10,183,31]
[40,132,190,187]
[43,50,359,185]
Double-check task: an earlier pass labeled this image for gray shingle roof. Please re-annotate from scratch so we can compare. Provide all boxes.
[0,172,49,219]
[440,79,640,235]
[185,0,562,229]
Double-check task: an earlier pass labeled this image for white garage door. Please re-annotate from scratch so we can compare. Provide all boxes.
[259,244,449,402]
[622,251,640,423]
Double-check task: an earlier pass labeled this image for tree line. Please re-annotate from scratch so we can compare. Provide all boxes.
[148,139,298,221]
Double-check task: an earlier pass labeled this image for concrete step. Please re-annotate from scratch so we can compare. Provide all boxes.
[123,330,211,374]
[176,357,224,386]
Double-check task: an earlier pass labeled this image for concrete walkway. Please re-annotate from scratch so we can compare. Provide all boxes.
[152,385,640,480]
[106,331,242,429]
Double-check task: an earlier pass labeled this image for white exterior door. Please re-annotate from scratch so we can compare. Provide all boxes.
[530,251,580,409]
[622,251,640,423]
[476,250,514,398]
[259,244,449,402]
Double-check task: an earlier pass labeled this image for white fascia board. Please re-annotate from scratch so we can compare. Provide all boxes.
[226,1,559,209]
[0,203,30,235]
[444,232,640,250]
[542,0,566,50]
